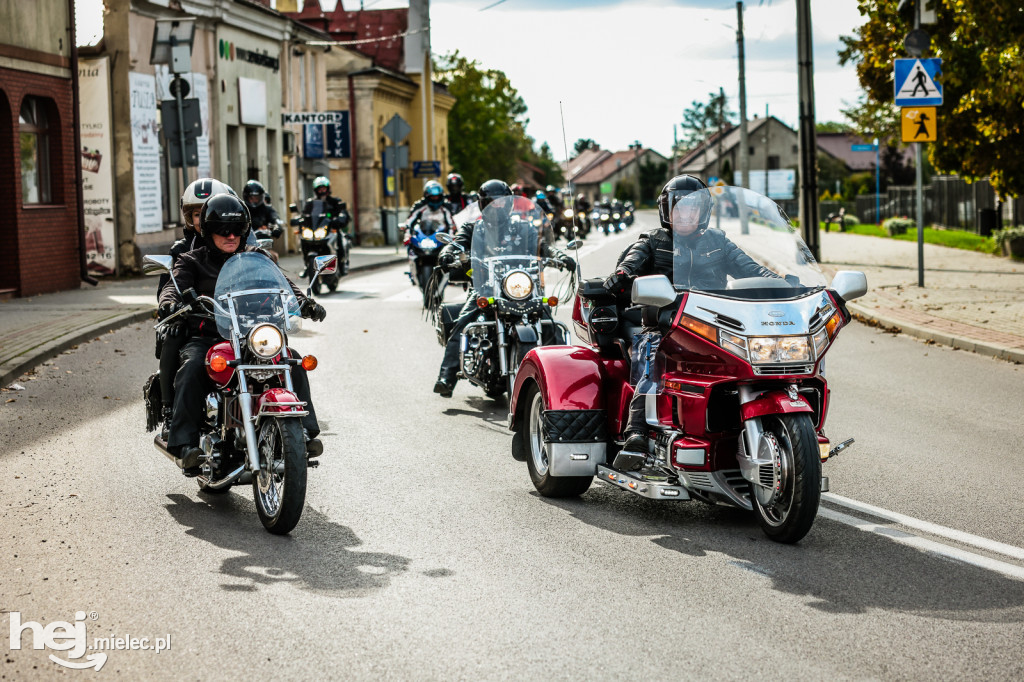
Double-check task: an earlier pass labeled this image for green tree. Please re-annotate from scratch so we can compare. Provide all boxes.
[638,158,669,205]
[574,138,598,155]
[434,50,530,185]
[524,141,564,187]
[840,95,914,190]
[680,90,734,150]
[839,0,1024,197]
[816,120,852,134]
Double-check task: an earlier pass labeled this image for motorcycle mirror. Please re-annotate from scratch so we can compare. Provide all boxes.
[436,232,454,244]
[565,239,581,250]
[632,274,677,308]
[143,254,172,275]
[289,203,298,212]
[830,270,868,302]
[257,238,274,250]
[314,254,338,276]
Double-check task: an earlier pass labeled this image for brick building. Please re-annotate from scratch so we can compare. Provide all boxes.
[0,1,82,297]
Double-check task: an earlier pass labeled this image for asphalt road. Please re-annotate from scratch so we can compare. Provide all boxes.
[2,212,1023,679]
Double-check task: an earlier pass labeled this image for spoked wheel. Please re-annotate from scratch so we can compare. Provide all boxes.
[523,386,592,497]
[253,418,307,535]
[751,413,821,544]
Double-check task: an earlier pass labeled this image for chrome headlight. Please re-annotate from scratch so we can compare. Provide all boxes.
[313,227,328,240]
[302,228,314,239]
[747,335,811,363]
[421,238,437,248]
[248,324,284,359]
[502,271,534,300]
[613,212,621,219]
[600,213,610,220]
[563,209,574,218]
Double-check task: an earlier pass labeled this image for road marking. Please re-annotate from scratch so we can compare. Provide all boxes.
[818,507,1024,581]
[822,493,1024,562]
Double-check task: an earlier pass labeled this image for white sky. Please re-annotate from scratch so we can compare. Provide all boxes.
[79,0,867,158]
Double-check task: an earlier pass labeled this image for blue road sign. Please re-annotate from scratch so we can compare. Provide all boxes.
[326,111,350,159]
[851,144,878,152]
[412,160,441,178]
[894,58,943,107]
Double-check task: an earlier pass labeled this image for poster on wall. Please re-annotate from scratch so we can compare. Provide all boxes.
[129,72,163,234]
[156,68,212,178]
[304,124,324,158]
[79,56,116,276]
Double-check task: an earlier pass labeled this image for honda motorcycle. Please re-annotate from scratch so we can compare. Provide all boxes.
[144,252,337,535]
[435,196,574,399]
[507,186,866,543]
[289,201,349,294]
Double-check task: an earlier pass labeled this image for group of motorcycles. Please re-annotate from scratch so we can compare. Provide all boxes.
[141,182,867,546]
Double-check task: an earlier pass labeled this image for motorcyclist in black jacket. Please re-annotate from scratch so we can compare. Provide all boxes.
[158,194,327,471]
[432,180,577,397]
[243,180,283,237]
[445,172,475,214]
[603,175,779,467]
[302,175,350,274]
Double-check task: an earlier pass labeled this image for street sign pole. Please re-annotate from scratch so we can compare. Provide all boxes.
[916,141,924,287]
[875,138,880,226]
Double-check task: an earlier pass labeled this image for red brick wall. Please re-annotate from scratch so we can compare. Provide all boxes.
[0,66,80,297]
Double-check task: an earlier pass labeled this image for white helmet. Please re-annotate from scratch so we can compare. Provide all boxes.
[180,178,235,231]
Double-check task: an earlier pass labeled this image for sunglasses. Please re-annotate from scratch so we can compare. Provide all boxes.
[209,224,247,237]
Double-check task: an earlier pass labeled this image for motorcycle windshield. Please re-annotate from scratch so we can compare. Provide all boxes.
[470,195,544,299]
[308,199,333,229]
[417,206,450,237]
[670,186,827,298]
[214,251,301,339]
[452,200,481,227]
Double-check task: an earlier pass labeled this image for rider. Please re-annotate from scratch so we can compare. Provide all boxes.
[242,180,283,238]
[445,172,474,214]
[603,174,779,467]
[432,179,578,397]
[302,176,350,274]
[405,181,455,243]
[156,178,235,430]
[158,193,327,471]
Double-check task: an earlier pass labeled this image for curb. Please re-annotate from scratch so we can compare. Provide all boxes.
[0,256,407,388]
[848,301,1024,365]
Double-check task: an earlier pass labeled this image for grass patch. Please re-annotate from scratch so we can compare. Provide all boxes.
[818,222,1001,255]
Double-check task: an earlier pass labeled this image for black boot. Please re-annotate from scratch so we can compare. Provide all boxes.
[433,372,457,398]
[613,431,648,471]
[160,406,173,440]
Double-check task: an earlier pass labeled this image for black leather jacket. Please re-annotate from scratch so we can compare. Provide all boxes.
[246,202,281,231]
[157,230,201,296]
[617,227,778,290]
[302,195,349,231]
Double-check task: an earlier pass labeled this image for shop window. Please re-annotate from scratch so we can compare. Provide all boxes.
[19,97,54,204]
[768,155,780,170]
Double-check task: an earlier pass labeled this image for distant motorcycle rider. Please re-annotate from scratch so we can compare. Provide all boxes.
[404,181,455,243]
[243,180,282,238]
[158,194,327,471]
[432,179,577,397]
[302,176,350,274]
[445,172,475,214]
[603,175,779,465]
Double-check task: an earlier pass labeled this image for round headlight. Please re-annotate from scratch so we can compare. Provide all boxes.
[502,271,534,300]
[563,209,574,218]
[302,228,314,239]
[313,227,328,240]
[248,324,284,359]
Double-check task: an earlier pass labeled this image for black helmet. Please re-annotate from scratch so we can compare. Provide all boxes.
[657,174,709,229]
[200,193,251,252]
[242,179,265,203]
[446,172,464,194]
[478,179,512,210]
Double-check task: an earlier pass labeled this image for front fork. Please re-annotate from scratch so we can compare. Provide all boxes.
[736,384,784,486]
[236,368,298,473]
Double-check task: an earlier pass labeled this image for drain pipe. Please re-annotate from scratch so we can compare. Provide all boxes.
[347,73,360,241]
[68,0,98,286]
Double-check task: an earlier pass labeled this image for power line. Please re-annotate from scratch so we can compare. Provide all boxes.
[479,0,509,11]
[303,26,427,47]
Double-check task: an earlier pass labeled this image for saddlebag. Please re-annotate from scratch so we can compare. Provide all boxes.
[437,301,465,345]
[143,372,162,433]
[541,409,607,476]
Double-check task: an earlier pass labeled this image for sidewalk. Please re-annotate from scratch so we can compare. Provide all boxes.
[0,246,405,387]
[818,230,1024,364]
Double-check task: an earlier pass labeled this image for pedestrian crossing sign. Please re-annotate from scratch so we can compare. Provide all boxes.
[894,58,942,106]
[901,107,937,143]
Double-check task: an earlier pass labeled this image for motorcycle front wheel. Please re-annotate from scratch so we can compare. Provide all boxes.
[523,386,592,498]
[751,413,821,544]
[253,418,308,535]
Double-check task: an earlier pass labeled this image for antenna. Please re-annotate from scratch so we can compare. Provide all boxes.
[558,101,584,280]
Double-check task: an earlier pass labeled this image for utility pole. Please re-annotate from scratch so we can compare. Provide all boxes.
[763,103,770,196]
[736,1,749,192]
[717,87,725,180]
[796,0,820,260]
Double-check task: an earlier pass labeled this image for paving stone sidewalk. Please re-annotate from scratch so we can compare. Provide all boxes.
[0,246,405,387]
[818,230,1024,364]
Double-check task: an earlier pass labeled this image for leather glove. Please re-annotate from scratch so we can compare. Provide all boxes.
[603,270,632,297]
[559,255,577,272]
[300,299,327,322]
[164,321,185,338]
[438,250,458,271]
[158,301,183,320]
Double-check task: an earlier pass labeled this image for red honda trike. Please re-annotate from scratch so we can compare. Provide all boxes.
[508,186,867,543]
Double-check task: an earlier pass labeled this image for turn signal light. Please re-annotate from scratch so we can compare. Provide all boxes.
[825,311,842,340]
[680,314,718,343]
[301,355,318,371]
[476,296,489,308]
[543,296,558,307]
[209,355,228,373]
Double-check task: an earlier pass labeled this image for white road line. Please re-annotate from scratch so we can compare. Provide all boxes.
[822,493,1024,562]
[818,507,1024,581]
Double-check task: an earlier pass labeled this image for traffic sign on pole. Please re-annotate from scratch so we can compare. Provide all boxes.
[851,143,878,152]
[894,58,943,107]
[412,161,440,178]
[382,114,411,144]
[901,107,937,143]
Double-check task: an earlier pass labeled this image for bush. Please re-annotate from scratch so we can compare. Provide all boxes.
[882,217,914,236]
[994,226,1024,258]
[842,214,860,227]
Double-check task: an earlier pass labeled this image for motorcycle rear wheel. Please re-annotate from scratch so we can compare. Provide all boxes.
[253,418,308,535]
[523,386,592,497]
[751,413,821,544]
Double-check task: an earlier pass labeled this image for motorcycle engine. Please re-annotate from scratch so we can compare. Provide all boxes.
[461,326,493,381]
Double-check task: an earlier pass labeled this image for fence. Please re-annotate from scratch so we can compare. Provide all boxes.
[847,176,1023,234]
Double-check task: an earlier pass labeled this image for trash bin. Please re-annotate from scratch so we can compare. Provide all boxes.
[979,208,997,237]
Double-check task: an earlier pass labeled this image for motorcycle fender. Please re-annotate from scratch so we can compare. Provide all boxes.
[513,324,538,343]
[510,346,606,431]
[254,387,307,425]
[740,390,815,421]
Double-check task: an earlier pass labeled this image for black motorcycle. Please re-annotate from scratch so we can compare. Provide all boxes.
[289,201,348,294]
